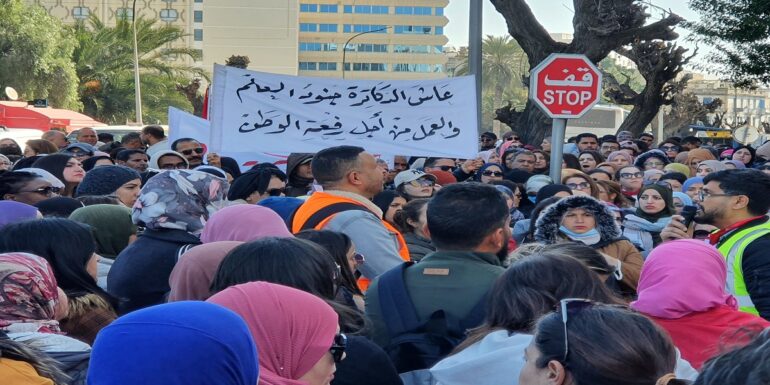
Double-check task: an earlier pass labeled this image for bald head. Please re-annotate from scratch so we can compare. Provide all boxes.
[41,130,68,149]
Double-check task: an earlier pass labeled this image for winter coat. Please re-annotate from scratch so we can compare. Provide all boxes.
[403,232,436,262]
[59,294,117,345]
[108,228,201,314]
[9,333,90,385]
[285,153,314,197]
[633,149,670,170]
[534,195,644,290]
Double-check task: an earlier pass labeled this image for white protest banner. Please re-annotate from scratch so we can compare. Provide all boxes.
[167,106,289,170]
[208,64,478,158]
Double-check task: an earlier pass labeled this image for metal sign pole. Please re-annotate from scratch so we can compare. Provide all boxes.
[549,118,567,183]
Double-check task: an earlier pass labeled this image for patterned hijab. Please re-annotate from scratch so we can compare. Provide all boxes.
[0,252,60,333]
[132,170,229,235]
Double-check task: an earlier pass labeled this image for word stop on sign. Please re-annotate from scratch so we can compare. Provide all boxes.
[542,90,595,109]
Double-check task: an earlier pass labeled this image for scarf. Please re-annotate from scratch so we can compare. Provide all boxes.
[559,225,601,245]
[208,282,338,385]
[200,204,292,243]
[0,201,38,229]
[623,214,671,251]
[0,253,61,333]
[87,301,259,385]
[632,240,737,319]
[69,204,136,259]
[132,170,229,236]
[168,241,243,301]
[635,184,675,222]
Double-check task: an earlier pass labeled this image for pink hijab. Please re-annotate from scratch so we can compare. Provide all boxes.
[200,205,292,243]
[207,282,339,385]
[168,241,243,301]
[632,239,737,319]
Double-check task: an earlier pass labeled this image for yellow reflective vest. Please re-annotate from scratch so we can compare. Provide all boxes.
[716,219,770,316]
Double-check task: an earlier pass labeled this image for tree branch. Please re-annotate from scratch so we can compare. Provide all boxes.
[489,0,564,65]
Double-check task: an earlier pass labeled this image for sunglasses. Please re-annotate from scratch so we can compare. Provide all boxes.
[408,178,435,188]
[660,145,679,151]
[482,170,503,177]
[330,333,347,363]
[181,147,204,156]
[437,165,456,172]
[159,162,187,170]
[566,182,590,190]
[267,187,285,196]
[558,298,593,362]
[353,253,365,266]
[18,186,61,196]
[506,137,520,141]
[620,172,643,179]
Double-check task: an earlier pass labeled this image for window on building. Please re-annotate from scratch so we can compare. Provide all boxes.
[300,4,318,12]
[435,7,444,16]
[395,25,432,34]
[344,63,386,71]
[191,10,202,22]
[344,43,388,52]
[434,64,443,72]
[299,62,318,71]
[355,5,371,13]
[72,6,90,19]
[194,29,203,41]
[194,0,202,3]
[116,8,133,20]
[318,62,337,71]
[373,6,388,14]
[414,7,432,15]
[344,5,352,13]
[319,4,337,13]
[392,63,432,72]
[319,23,338,32]
[345,5,388,14]
[160,9,179,22]
[395,6,412,14]
[344,24,387,33]
[300,23,318,32]
[321,43,338,51]
[435,26,444,35]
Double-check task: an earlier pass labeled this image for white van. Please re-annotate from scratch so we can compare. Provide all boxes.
[0,127,44,147]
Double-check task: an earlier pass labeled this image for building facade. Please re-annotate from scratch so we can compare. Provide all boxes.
[28,0,449,80]
[687,77,770,130]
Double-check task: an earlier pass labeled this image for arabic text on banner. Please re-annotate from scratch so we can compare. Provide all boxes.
[208,64,478,159]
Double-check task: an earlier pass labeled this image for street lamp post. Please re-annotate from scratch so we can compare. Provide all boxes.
[132,0,143,125]
[341,26,390,79]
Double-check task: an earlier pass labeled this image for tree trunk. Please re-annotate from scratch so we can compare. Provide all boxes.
[617,90,662,136]
[493,85,504,136]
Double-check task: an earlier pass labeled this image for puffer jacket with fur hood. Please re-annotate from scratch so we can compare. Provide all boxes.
[633,149,670,170]
[534,195,644,290]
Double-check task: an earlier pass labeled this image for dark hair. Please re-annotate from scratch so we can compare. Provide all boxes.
[576,133,598,142]
[427,183,508,250]
[170,137,199,151]
[25,139,58,155]
[97,132,114,142]
[120,132,141,144]
[116,149,147,162]
[141,125,165,139]
[562,153,581,170]
[587,168,612,180]
[0,218,115,306]
[33,197,84,217]
[480,131,497,140]
[76,195,121,206]
[393,198,429,234]
[526,197,561,242]
[600,138,619,145]
[227,168,287,201]
[0,138,22,156]
[703,169,770,216]
[535,305,679,385]
[681,136,701,145]
[0,171,39,199]
[295,230,362,297]
[595,180,632,208]
[456,253,622,352]
[695,327,770,385]
[311,146,365,186]
[639,132,654,139]
[32,153,72,184]
[81,155,113,171]
[578,150,605,164]
[424,157,454,169]
[659,172,687,185]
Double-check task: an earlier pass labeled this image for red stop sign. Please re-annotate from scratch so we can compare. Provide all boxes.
[529,54,602,119]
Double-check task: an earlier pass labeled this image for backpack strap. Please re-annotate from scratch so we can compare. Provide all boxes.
[378,262,420,338]
[299,202,371,231]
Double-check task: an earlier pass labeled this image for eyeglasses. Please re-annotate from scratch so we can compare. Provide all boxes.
[180,147,204,156]
[482,170,503,177]
[159,162,187,170]
[408,178,435,188]
[18,186,61,196]
[660,145,679,151]
[437,165,456,172]
[330,333,347,363]
[557,298,593,362]
[698,189,736,201]
[266,187,285,196]
[506,137,520,141]
[620,172,643,179]
[353,253,365,266]
[566,182,590,190]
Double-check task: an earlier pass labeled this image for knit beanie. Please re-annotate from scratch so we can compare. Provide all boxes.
[663,162,690,176]
[76,165,140,197]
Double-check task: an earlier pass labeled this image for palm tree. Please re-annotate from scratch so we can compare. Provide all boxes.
[72,16,205,124]
[456,35,529,133]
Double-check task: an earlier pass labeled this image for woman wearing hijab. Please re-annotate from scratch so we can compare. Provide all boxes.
[0,218,117,345]
[87,301,259,385]
[607,150,633,169]
[69,205,137,288]
[534,195,644,291]
[695,160,727,177]
[632,240,770,369]
[0,252,91,384]
[685,148,717,176]
[722,159,746,169]
[372,190,407,228]
[208,282,345,385]
[672,192,693,215]
[33,197,84,217]
[81,155,114,172]
[477,150,501,164]
[167,241,243,302]
[732,145,756,167]
[227,167,288,205]
[474,163,505,184]
[0,153,12,170]
[32,154,85,198]
[634,149,670,171]
[200,204,292,243]
[107,170,228,314]
[622,184,675,253]
[75,165,141,207]
[0,201,40,228]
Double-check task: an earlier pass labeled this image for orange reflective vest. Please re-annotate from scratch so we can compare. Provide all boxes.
[291,192,410,291]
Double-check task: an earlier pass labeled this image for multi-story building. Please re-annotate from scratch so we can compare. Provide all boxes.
[687,77,770,129]
[28,0,449,80]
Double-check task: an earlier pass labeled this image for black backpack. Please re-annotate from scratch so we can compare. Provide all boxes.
[378,262,487,374]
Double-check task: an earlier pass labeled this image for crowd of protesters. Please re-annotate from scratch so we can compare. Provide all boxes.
[1,126,770,385]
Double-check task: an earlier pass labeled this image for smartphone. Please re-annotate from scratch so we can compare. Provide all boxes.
[680,205,697,228]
